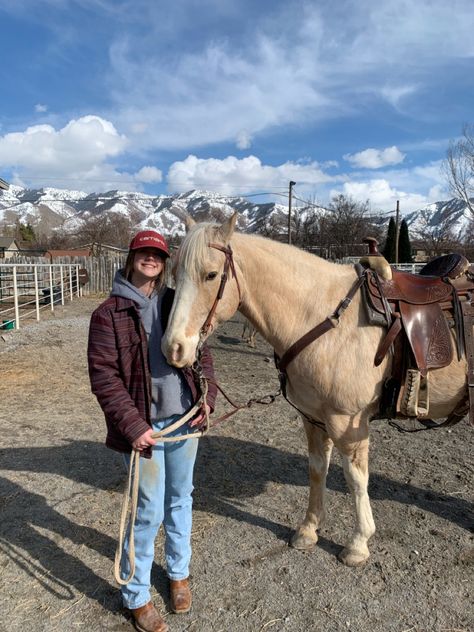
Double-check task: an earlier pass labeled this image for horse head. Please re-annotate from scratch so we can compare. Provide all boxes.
[162,212,241,367]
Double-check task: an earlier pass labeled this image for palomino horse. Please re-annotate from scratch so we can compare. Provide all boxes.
[162,214,468,566]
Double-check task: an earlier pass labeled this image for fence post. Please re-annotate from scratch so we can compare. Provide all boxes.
[60,265,65,305]
[13,266,20,329]
[69,265,73,301]
[34,266,40,321]
[49,265,54,312]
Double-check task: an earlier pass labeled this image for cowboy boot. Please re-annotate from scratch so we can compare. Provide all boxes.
[129,602,168,632]
[169,577,192,614]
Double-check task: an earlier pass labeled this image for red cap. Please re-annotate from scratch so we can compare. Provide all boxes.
[129,230,170,258]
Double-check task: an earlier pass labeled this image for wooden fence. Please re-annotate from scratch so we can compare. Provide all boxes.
[7,256,127,296]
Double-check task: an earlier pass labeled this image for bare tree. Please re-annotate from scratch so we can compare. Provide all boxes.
[444,124,474,216]
[324,194,375,259]
[74,213,134,252]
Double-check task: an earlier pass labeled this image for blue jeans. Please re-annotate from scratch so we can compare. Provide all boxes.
[120,414,199,609]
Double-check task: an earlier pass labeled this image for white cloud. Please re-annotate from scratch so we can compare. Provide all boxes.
[0,115,127,170]
[236,130,252,150]
[167,154,336,195]
[34,103,48,113]
[331,179,429,212]
[344,146,406,169]
[0,115,131,191]
[103,0,474,153]
[134,165,162,183]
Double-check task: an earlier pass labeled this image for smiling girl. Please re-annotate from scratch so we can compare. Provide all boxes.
[88,230,216,632]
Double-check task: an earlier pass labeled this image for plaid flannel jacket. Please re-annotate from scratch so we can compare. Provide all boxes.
[87,287,216,457]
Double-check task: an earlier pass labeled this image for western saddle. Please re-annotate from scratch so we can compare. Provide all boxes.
[360,238,474,427]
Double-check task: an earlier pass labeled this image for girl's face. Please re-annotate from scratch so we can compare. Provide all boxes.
[131,248,164,284]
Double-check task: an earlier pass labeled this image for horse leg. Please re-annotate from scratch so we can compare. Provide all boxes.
[337,434,375,567]
[290,420,333,551]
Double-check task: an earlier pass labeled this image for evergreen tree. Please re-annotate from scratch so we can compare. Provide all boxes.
[398,219,412,263]
[21,222,36,242]
[382,217,396,262]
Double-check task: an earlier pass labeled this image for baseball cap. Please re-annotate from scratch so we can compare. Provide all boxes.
[129,230,170,258]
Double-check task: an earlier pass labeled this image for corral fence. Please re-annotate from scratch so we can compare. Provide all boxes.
[0,262,83,330]
[0,255,127,330]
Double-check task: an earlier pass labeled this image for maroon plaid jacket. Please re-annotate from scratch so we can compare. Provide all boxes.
[87,287,217,457]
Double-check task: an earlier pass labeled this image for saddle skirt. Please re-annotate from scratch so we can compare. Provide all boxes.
[365,269,454,375]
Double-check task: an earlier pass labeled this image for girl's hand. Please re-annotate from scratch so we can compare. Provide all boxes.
[189,403,211,428]
[132,428,157,451]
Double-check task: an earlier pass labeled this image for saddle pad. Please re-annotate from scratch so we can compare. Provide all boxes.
[400,302,453,376]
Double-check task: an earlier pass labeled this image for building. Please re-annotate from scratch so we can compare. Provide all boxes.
[0,237,20,259]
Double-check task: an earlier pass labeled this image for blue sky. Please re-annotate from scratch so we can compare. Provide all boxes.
[0,0,473,212]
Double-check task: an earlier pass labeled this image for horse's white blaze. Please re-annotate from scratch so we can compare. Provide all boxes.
[162,272,200,367]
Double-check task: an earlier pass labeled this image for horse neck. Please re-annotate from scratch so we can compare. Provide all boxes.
[233,234,356,355]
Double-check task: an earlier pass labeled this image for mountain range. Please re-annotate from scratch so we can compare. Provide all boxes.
[0,185,471,242]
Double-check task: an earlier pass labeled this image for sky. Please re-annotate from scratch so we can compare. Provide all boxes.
[0,0,473,213]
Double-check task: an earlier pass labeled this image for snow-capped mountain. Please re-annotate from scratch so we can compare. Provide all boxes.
[0,186,294,237]
[403,198,472,240]
[0,185,471,241]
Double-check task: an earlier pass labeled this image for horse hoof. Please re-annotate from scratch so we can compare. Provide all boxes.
[338,547,369,567]
[290,532,317,551]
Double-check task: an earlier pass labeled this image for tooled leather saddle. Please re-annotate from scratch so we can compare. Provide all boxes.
[360,238,474,426]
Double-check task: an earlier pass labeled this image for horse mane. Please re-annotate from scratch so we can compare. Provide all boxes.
[178,222,222,281]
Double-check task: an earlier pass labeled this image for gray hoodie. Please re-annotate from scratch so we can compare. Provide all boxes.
[111,270,193,420]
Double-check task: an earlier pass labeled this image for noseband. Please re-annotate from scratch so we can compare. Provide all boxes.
[199,243,241,339]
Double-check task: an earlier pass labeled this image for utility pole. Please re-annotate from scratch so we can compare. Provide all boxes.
[288,180,296,245]
[394,199,400,265]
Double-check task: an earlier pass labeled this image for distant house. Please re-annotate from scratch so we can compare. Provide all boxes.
[0,177,9,191]
[0,237,20,259]
[44,248,92,261]
[74,242,128,259]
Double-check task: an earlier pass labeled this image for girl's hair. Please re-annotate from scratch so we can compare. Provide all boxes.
[123,250,167,293]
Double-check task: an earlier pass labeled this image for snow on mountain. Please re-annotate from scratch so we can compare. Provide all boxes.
[403,198,472,240]
[0,185,472,241]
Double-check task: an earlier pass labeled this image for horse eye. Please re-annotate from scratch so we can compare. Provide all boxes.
[206,271,218,281]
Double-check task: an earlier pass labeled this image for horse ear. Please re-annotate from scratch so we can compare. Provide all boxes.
[219,212,238,243]
[184,215,196,232]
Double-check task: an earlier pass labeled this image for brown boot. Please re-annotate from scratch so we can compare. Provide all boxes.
[129,602,168,632]
[169,577,192,614]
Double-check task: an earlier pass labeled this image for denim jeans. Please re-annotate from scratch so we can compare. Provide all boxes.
[120,414,199,609]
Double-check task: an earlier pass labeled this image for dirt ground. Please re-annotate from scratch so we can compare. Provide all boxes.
[0,296,472,632]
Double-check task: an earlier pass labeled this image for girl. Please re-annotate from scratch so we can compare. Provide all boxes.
[88,230,216,632]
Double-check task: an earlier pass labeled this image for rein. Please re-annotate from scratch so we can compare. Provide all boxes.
[275,272,367,427]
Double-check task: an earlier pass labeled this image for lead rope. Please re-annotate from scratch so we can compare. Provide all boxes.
[114,379,209,585]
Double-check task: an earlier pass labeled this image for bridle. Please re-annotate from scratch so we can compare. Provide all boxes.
[198,242,242,340]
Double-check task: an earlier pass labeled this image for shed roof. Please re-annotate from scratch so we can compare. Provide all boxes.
[0,237,18,248]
